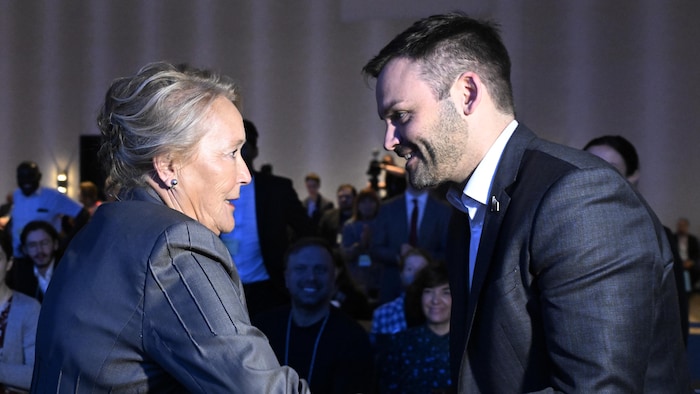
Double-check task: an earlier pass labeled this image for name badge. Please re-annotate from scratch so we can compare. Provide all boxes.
[358,254,371,267]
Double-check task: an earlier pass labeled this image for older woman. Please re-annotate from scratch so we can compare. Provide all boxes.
[0,230,40,392]
[31,62,309,393]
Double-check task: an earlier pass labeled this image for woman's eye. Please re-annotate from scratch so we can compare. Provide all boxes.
[230,150,238,158]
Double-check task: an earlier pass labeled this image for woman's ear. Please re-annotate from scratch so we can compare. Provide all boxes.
[6,257,13,272]
[152,154,177,189]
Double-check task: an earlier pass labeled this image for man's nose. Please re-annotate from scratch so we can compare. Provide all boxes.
[384,124,400,151]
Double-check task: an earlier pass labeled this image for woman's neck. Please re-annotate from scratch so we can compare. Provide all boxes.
[427,321,450,336]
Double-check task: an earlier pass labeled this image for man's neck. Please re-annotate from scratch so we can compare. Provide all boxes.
[291,304,330,327]
[35,259,55,277]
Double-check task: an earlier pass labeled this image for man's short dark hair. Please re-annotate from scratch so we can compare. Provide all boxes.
[305,172,321,184]
[20,220,59,247]
[283,237,339,270]
[362,12,514,114]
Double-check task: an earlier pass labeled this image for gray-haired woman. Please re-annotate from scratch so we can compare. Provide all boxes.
[31,62,309,393]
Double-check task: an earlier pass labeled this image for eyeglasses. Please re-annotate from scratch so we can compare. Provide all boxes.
[25,239,53,251]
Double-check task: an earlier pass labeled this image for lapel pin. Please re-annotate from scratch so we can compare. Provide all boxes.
[490,196,500,212]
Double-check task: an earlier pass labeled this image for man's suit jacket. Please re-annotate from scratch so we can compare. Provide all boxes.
[684,233,700,262]
[302,194,334,228]
[31,188,308,393]
[371,193,452,302]
[253,172,313,288]
[8,257,60,303]
[447,125,690,393]
[317,208,352,247]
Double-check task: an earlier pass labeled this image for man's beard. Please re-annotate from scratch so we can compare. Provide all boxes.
[33,254,54,269]
[408,101,465,190]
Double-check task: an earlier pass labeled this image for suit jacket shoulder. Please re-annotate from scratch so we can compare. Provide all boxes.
[452,124,690,392]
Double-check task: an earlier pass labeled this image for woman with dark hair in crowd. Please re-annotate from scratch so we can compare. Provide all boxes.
[378,262,452,393]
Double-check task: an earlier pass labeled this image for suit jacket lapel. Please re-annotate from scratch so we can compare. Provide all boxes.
[391,196,409,240]
[465,125,537,340]
[419,197,436,238]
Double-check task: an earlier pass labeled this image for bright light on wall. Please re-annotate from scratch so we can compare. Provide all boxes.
[57,172,68,194]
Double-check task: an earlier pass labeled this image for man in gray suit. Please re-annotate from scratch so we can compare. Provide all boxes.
[362,12,690,393]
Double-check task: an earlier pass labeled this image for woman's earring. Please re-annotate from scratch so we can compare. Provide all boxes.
[170,179,178,189]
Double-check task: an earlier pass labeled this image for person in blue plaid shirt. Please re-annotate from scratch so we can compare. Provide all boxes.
[369,248,431,345]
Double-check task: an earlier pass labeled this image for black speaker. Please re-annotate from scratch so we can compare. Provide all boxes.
[79,135,106,200]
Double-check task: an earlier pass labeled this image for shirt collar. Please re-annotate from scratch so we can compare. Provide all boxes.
[33,260,55,280]
[405,189,428,205]
[447,120,518,210]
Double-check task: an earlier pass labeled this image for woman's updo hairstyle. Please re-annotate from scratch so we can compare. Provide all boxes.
[97,61,240,198]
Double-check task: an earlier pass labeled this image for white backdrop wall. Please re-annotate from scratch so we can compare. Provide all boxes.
[1,1,699,232]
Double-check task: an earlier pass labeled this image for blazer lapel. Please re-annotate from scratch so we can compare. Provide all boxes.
[390,196,409,241]
[464,125,537,341]
[418,198,436,239]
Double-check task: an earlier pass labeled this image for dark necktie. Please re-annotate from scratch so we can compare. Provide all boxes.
[409,198,418,246]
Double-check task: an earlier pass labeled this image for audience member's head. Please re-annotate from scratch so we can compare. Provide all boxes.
[677,218,691,236]
[405,262,451,334]
[17,161,42,197]
[305,173,322,199]
[399,247,431,289]
[242,119,259,170]
[79,181,100,207]
[352,187,381,221]
[583,135,640,186]
[284,237,338,316]
[381,154,395,166]
[20,220,60,271]
[336,184,357,214]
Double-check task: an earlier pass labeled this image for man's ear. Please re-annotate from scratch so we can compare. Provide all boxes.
[6,257,14,272]
[455,72,481,116]
[627,170,641,187]
[152,154,177,188]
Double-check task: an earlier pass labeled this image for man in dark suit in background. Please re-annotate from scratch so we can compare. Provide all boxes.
[677,217,700,292]
[362,12,690,393]
[220,119,313,319]
[370,181,451,304]
[9,220,62,303]
[317,184,356,248]
[302,172,334,229]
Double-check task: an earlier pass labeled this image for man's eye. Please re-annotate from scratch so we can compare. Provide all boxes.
[390,112,408,123]
[313,267,329,275]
